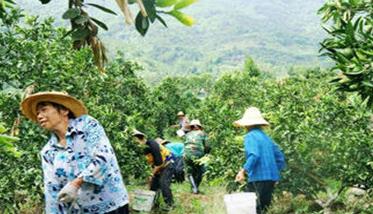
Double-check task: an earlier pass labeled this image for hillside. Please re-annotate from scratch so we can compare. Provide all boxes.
[16,0,327,81]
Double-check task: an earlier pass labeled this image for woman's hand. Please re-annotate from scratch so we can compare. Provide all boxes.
[235,169,245,183]
[57,177,83,203]
[71,177,83,188]
[58,182,80,203]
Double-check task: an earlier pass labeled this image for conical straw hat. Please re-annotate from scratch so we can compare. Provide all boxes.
[233,107,269,127]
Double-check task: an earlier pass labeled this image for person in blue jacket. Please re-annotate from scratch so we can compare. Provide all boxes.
[234,107,286,214]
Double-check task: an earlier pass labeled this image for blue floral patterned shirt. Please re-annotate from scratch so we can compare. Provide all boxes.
[41,115,129,214]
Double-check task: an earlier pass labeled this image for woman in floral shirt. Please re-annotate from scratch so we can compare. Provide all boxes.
[21,92,129,214]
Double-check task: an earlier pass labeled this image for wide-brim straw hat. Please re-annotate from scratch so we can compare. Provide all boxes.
[177,111,185,116]
[233,107,269,127]
[20,91,87,122]
[132,129,146,138]
[186,119,203,129]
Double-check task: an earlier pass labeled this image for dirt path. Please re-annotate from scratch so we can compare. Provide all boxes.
[128,182,226,214]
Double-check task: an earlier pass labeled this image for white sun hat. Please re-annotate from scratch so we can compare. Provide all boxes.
[188,119,203,128]
[233,107,269,127]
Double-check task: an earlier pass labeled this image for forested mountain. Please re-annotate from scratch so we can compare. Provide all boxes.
[16,0,327,81]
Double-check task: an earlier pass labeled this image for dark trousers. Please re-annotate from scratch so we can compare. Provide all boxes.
[184,158,205,188]
[173,157,185,183]
[246,181,276,214]
[105,204,129,214]
[150,162,175,206]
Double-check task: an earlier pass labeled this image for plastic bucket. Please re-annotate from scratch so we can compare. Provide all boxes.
[224,192,257,214]
[132,190,156,212]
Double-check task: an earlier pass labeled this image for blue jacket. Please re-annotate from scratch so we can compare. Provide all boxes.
[243,128,286,182]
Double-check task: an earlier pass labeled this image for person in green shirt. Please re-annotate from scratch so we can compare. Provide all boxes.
[184,119,210,194]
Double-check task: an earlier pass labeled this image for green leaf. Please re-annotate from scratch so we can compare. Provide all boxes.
[135,12,149,36]
[330,77,342,83]
[5,0,16,4]
[345,71,363,76]
[167,10,195,26]
[156,14,168,28]
[174,0,198,10]
[155,0,179,7]
[1,0,15,10]
[62,8,81,20]
[0,123,6,133]
[71,27,90,41]
[90,17,108,31]
[355,50,369,61]
[338,48,354,58]
[0,134,19,143]
[74,15,89,25]
[360,49,373,56]
[362,81,373,88]
[349,0,361,7]
[86,3,117,15]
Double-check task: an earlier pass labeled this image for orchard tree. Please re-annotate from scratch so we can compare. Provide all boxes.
[0,122,20,157]
[319,0,373,106]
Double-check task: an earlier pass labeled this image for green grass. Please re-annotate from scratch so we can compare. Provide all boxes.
[127,182,226,214]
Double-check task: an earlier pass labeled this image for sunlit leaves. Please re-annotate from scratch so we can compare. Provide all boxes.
[0,123,21,158]
[155,0,179,8]
[319,0,373,106]
[168,10,195,26]
[174,0,198,10]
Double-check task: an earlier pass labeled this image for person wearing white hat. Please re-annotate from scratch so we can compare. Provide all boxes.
[172,111,190,136]
[184,119,210,194]
[234,107,286,214]
[20,92,129,214]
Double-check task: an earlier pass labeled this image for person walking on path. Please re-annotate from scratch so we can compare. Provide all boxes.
[20,91,129,214]
[184,119,210,194]
[234,107,286,214]
[132,130,175,211]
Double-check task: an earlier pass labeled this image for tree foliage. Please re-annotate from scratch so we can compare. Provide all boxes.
[192,69,372,197]
[319,0,373,106]
[0,122,21,157]
[1,5,372,213]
